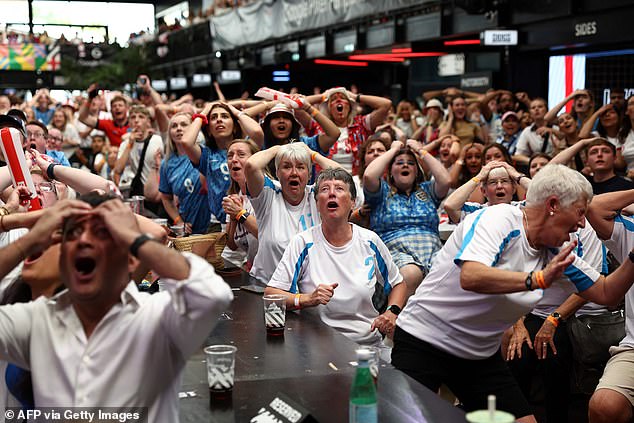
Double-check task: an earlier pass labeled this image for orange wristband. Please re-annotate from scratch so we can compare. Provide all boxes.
[535,271,546,289]
[235,209,247,222]
[546,315,559,327]
[310,108,319,117]
[173,215,182,224]
[311,152,318,163]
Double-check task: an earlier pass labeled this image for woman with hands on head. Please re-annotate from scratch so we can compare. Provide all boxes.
[448,142,484,192]
[444,160,529,224]
[222,139,260,268]
[180,102,263,229]
[363,138,451,295]
[245,142,342,284]
[392,164,634,422]
[265,168,405,352]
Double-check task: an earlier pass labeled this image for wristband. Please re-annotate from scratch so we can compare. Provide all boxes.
[238,211,250,224]
[294,293,301,309]
[525,271,534,291]
[515,174,526,184]
[0,207,9,217]
[546,315,560,328]
[130,233,155,258]
[535,271,547,289]
[311,152,318,163]
[173,215,182,224]
[47,163,58,180]
[356,94,361,103]
[419,149,428,157]
[310,108,319,117]
[455,160,464,166]
[235,209,247,222]
[192,113,208,126]
[471,176,480,184]
[237,111,247,118]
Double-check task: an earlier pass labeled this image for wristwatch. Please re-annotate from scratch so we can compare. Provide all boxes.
[130,233,156,258]
[386,305,402,315]
[550,311,563,323]
[238,211,251,224]
[515,173,526,184]
[629,250,634,263]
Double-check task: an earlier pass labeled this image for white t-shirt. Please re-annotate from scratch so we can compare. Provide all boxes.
[532,222,608,318]
[117,134,163,187]
[249,176,320,284]
[603,214,634,348]
[222,194,258,266]
[620,130,634,172]
[268,223,403,345]
[515,124,555,156]
[396,204,601,359]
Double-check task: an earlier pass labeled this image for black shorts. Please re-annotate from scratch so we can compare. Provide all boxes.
[392,326,533,419]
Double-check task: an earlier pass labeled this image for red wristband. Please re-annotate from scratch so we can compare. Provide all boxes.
[192,113,208,126]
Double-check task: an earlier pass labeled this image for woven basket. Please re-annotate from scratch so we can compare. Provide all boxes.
[171,232,227,271]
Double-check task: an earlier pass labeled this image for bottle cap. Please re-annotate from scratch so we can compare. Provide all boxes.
[355,347,374,361]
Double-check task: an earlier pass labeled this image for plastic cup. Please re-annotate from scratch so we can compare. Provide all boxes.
[263,294,286,336]
[170,225,185,237]
[465,410,515,423]
[204,345,237,403]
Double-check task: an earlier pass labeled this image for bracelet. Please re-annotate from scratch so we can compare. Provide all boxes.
[294,293,301,309]
[130,233,155,258]
[235,209,247,222]
[192,113,208,126]
[173,215,182,224]
[356,94,361,103]
[0,207,9,217]
[310,108,319,117]
[471,176,480,184]
[546,315,560,328]
[237,111,247,118]
[419,149,428,157]
[535,271,547,289]
[47,163,58,180]
[311,152,318,163]
[515,174,526,184]
[525,271,534,291]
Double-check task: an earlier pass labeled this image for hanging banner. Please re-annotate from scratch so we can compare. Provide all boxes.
[0,43,56,71]
[210,0,429,50]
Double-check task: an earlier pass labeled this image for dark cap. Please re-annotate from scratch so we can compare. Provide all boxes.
[0,114,27,139]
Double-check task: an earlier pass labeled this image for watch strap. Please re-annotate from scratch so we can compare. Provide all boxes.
[386,305,401,315]
[130,234,154,258]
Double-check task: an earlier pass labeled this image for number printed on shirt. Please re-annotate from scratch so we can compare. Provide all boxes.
[365,257,375,281]
[183,178,194,194]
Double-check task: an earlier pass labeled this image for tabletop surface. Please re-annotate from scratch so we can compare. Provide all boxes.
[178,271,466,422]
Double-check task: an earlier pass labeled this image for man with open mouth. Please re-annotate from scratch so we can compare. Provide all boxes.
[0,192,232,421]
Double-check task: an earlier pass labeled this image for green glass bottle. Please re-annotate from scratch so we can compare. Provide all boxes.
[349,348,377,423]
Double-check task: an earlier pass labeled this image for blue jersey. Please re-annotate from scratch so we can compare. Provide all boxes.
[196,146,230,222]
[159,154,211,234]
[365,179,441,243]
[35,108,54,126]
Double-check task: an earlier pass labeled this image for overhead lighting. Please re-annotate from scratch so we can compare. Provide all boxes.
[348,54,405,62]
[443,39,481,46]
[314,59,368,67]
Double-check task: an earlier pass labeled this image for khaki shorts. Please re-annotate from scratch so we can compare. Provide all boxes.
[596,346,634,406]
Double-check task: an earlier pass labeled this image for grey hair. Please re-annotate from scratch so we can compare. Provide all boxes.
[525,164,593,208]
[274,143,311,174]
[314,168,357,201]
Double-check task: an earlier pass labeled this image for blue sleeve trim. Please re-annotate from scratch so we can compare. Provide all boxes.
[564,264,595,292]
[575,233,583,257]
[289,242,313,294]
[615,214,634,232]
[369,241,392,296]
[454,209,486,264]
[601,244,609,275]
[491,229,521,267]
[462,203,482,214]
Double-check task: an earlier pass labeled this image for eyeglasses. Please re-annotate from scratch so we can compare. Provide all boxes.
[394,160,416,167]
[27,131,45,139]
[486,178,511,187]
[36,182,57,194]
[47,135,62,141]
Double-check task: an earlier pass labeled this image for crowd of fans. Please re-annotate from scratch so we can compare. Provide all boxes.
[0,77,634,423]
